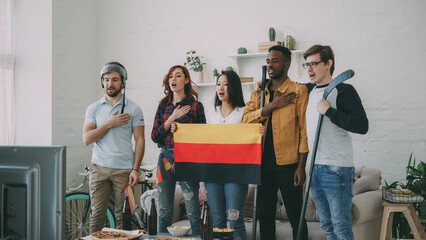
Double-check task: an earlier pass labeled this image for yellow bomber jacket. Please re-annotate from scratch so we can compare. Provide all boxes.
[242,77,309,165]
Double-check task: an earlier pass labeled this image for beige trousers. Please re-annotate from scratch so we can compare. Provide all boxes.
[89,163,131,233]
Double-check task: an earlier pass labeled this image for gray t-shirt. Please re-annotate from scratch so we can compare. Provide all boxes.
[306,83,368,167]
[84,95,144,169]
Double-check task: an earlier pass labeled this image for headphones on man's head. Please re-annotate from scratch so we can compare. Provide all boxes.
[100,62,128,113]
[100,62,128,88]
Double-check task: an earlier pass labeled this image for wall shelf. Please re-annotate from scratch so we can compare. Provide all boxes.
[228,50,305,78]
[192,82,254,88]
[192,50,304,105]
[228,50,304,60]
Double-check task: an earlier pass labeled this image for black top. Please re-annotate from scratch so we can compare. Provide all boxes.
[262,90,277,170]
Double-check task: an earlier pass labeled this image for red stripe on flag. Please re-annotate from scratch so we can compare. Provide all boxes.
[157,165,163,183]
[174,143,261,165]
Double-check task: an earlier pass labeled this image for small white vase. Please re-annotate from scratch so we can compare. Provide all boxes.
[194,71,204,83]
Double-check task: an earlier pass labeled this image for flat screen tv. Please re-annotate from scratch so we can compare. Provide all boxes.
[0,146,66,240]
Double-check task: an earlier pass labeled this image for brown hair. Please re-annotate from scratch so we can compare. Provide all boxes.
[303,45,335,75]
[160,65,199,104]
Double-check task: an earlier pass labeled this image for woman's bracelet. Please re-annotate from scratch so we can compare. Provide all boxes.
[132,168,139,172]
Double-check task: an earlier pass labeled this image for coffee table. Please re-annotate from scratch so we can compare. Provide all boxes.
[138,233,201,239]
[138,235,233,240]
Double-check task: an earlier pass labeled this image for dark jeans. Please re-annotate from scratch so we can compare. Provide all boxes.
[258,163,308,240]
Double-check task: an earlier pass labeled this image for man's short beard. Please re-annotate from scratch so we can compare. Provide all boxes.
[270,67,285,80]
[106,88,122,97]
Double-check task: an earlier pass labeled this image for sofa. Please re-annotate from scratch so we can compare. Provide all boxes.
[146,166,383,240]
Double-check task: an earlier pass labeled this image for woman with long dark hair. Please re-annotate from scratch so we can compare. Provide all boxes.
[204,70,262,240]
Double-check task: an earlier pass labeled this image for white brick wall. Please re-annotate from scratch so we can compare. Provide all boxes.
[49,0,426,187]
[14,0,52,145]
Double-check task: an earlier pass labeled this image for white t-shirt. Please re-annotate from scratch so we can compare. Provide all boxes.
[206,106,245,124]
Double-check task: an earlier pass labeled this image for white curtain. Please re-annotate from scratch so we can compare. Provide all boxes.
[0,0,16,145]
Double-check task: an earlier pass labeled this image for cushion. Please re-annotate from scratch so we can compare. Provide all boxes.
[353,166,382,195]
[275,189,319,222]
[244,186,320,222]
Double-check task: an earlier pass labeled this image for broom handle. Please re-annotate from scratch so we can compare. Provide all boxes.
[252,65,267,240]
[296,114,324,240]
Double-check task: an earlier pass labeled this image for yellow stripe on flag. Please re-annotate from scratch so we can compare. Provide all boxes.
[126,185,136,213]
[174,124,262,144]
[162,158,172,171]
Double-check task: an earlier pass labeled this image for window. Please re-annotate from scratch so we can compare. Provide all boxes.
[0,0,15,145]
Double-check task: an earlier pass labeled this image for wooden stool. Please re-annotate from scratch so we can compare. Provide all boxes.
[380,202,426,240]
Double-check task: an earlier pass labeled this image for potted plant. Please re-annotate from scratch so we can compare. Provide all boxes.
[184,50,206,83]
[384,153,426,239]
[384,180,414,239]
[212,68,219,83]
[404,153,426,218]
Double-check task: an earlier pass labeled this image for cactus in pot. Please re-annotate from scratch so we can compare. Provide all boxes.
[213,68,219,83]
[237,47,247,54]
[213,68,219,77]
[269,27,276,41]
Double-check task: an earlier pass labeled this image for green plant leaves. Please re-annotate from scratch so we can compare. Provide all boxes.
[386,152,426,239]
[184,49,206,72]
[212,68,219,77]
[405,153,426,195]
[385,180,400,188]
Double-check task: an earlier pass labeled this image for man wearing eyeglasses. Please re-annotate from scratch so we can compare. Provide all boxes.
[303,45,368,240]
[243,45,309,240]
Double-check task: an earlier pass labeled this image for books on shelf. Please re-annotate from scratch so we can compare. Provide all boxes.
[240,77,253,83]
[258,41,282,52]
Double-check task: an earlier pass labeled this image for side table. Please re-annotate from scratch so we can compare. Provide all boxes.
[380,202,425,240]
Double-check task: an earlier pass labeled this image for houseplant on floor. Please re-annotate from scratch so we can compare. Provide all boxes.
[405,153,426,219]
[184,50,206,83]
[385,153,426,238]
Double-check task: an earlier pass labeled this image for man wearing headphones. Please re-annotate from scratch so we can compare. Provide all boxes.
[83,62,145,232]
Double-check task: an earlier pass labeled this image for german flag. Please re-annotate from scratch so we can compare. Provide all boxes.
[121,185,136,213]
[174,124,262,184]
[157,150,174,183]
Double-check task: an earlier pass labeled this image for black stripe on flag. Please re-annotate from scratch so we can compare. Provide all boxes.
[174,163,260,185]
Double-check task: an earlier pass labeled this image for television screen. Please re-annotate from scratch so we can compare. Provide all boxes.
[0,146,66,240]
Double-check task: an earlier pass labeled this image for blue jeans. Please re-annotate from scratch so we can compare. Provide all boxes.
[205,182,248,240]
[311,165,355,240]
[157,150,201,235]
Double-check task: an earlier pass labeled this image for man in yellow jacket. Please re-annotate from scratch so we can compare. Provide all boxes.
[243,45,309,240]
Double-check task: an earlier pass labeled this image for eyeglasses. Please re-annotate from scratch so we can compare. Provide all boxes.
[302,61,323,69]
